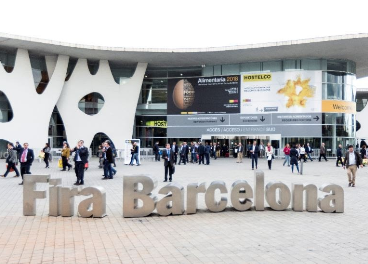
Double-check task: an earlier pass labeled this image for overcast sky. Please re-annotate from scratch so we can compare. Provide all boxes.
[1,0,368,85]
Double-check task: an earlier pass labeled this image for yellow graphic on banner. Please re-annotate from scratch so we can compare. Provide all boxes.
[242,73,272,82]
[277,76,315,108]
[322,100,356,114]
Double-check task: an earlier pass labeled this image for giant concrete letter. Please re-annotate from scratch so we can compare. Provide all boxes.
[186,182,206,214]
[231,180,253,211]
[254,170,264,211]
[205,181,228,212]
[61,186,80,217]
[157,183,185,216]
[318,184,344,213]
[23,175,50,216]
[265,182,291,211]
[123,175,157,218]
[292,184,318,212]
[78,187,107,218]
[49,178,62,217]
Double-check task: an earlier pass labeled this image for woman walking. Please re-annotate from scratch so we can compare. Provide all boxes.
[42,143,51,168]
[265,142,274,170]
[290,145,300,174]
[283,144,290,166]
[61,142,72,171]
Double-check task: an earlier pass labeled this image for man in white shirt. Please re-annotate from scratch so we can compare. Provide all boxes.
[343,145,363,187]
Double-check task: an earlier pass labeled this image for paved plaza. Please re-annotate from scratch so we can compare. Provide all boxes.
[0,156,368,263]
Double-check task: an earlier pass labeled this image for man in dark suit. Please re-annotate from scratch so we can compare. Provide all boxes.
[71,140,89,185]
[102,141,114,180]
[336,144,343,167]
[178,143,186,165]
[198,142,205,165]
[204,142,211,165]
[19,143,34,185]
[162,143,175,182]
[184,142,189,163]
[14,141,22,161]
[212,143,217,160]
[305,142,314,161]
[153,142,160,162]
[171,142,179,165]
[250,140,259,170]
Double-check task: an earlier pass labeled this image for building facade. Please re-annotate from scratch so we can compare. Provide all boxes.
[1,33,367,156]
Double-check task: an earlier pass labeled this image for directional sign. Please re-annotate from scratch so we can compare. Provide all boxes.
[271,113,322,125]
[168,125,321,137]
[167,115,230,126]
[230,114,271,125]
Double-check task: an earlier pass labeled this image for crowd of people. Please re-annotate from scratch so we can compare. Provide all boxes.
[1,140,90,185]
[1,138,366,188]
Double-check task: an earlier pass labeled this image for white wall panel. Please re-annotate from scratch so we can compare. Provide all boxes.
[57,59,147,149]
[0,49,68,149]
[357,107,368,139]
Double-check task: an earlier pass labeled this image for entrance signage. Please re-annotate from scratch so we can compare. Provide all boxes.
[24,171,344,218]
[122,171,344,217]
[168,125,321,137]
[322,100,356,114]
[271,113,322,125]
[23,175,106,217]
[230,114,272,125]
[167,113,323,137]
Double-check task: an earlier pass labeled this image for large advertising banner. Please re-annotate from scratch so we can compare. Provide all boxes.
[167,75,240,115]
[241,71,322,114]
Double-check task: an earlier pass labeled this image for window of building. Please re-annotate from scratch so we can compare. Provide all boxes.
[140,79,167,104]
[0,91,13,122]
[78,93,105,115]
[87,60,99,75]
[48,106,67,148]
[30,55,49,94]
[65,58,77,81]
[0,50,16,73]
[109,62,136,84]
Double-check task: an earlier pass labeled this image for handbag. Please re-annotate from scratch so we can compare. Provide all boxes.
[39,152,45,159]
[272,154,275,159]
[171,165,175,174]
[6,165,14,172]
[58,158,63,168]
[84,163,89,168]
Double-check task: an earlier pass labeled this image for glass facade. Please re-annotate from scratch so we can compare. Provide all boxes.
[136,59,357,154]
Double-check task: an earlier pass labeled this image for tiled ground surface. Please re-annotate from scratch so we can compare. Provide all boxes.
[0,156,368,263]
